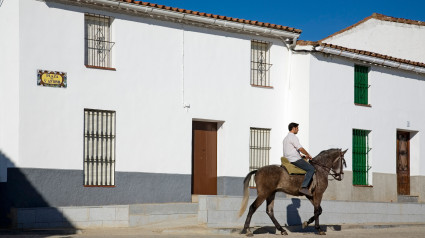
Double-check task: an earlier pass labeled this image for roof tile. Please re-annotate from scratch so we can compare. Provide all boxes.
[117,0,301,34]
[321,13,425,42]
[309,42,425,68]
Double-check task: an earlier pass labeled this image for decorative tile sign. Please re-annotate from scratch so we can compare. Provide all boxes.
[37,70,67,88]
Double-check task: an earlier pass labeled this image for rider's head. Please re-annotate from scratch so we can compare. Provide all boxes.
[288,122,299,134]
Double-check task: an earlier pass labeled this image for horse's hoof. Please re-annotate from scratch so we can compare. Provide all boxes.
[241,228,253,237]
[281,230,288,235]
[302,221,308,229]
[318,231,326,235]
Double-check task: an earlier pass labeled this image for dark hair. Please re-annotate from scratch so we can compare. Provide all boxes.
[288,122,299,131]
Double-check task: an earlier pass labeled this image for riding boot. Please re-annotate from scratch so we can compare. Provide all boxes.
[299,187,312,196]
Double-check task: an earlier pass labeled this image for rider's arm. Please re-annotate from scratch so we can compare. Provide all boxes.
[299,147,312,160]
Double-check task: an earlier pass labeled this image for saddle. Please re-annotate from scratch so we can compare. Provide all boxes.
[280,157,307,175]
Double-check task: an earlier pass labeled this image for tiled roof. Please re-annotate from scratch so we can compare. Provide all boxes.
[119,0,302,34]
[320,13,425,42]
[296,40,425,69]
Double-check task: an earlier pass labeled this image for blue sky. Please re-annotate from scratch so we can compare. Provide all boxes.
[152,0,425,41]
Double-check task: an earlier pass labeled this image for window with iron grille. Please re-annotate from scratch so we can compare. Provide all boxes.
[354,65,369,105]
[85,13,115,68]
[251,40,272,87]
[84,109,116,186]
[249,128,271,186]
[352,129,371,185]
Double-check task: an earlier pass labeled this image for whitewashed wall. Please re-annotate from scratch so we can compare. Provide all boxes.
[299,53,425,182]
[322,18,425,63]
[12,0,292,179]
[0,0,20,182]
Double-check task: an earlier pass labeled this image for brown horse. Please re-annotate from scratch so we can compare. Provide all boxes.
[239,148,347,236]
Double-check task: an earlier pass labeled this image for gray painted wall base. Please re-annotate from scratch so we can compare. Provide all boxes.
[198,195,425,228]
[14,195,425,229]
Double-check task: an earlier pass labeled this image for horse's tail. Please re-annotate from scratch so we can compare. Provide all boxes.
[238,170,257,217]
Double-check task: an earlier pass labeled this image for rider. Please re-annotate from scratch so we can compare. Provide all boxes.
[283,122,315,197]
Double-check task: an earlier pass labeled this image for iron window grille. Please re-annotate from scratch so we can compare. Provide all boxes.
[249,127,271,187]
[85,13,115,68]
[352,129,372,185]
[84,109,116,186]
[354,65,369,105]
[251,40,272,87]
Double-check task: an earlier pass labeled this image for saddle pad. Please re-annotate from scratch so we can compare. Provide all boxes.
[281,157,307,174]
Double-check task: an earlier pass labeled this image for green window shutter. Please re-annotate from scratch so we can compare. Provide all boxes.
[354,65,369,105]
[352,129,370,185]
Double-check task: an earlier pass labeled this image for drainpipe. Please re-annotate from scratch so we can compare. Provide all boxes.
[280,37,298,89]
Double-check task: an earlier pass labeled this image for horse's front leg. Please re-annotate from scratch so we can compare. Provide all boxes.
[303,194,325,235]
[313,206,325,235]
[302,205,321,229]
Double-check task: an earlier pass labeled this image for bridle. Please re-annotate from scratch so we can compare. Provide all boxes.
[310,151,346,181]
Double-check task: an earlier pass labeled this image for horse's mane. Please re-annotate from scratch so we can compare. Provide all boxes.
[313,148,341,163]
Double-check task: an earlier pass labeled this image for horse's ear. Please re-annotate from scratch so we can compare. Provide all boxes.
[342,149,348,154]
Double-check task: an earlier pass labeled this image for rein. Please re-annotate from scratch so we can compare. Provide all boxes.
[310,154,345,181]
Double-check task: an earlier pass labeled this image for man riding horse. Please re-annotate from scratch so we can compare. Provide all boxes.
[239,122,347,236]
[283,122,315,197]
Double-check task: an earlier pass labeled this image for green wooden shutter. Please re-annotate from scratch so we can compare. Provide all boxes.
[352,129,370,185]
[354,65,369,105]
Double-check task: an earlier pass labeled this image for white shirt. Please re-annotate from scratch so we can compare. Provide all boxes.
[283,132,303,162]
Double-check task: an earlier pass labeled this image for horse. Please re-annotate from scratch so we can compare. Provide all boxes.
[239,148,347,236]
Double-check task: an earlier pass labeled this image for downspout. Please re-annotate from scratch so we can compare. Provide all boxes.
[280,37,298,89]
[181,25,190,111]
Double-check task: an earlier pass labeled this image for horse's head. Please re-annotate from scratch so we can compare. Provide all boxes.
[330,149,348,181]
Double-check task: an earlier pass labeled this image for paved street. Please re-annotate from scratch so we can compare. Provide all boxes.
[2,224,425,238]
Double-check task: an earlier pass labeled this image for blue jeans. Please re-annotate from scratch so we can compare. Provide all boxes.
[291,159,315,188]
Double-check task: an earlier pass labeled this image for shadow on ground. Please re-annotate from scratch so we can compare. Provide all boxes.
[230,225,342,235]
[0,150,78,237]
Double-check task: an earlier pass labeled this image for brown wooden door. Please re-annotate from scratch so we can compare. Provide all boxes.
[192,121,217,195]
[397,131,410,195]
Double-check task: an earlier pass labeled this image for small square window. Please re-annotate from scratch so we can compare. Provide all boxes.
[85,13,115,69]
[354,65,369,105]
[251,40,272,87]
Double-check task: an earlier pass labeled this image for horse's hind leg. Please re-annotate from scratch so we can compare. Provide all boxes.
[266,192,288,235]
[241,197,266,236]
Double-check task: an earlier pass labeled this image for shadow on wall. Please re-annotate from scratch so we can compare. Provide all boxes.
[0,150,77,235]
[286,198,302,226]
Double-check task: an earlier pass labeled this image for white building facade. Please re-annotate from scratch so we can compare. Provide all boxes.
[1,0,425,227]
[291,41,425,202]
[0,0,301,220]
